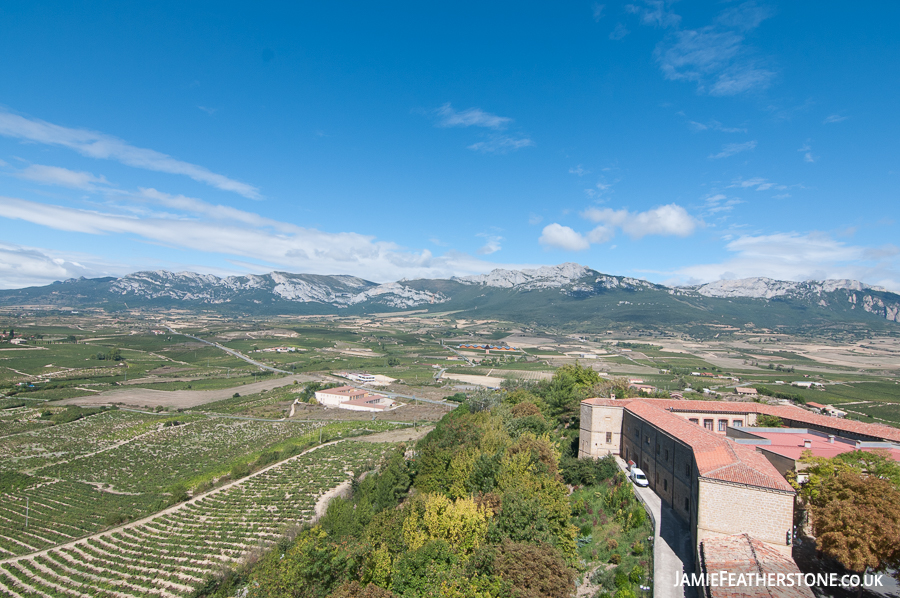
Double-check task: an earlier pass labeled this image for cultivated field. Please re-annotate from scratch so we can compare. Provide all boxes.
[0,440,391,597]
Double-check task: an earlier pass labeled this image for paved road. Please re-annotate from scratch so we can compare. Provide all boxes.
[164,325,292,374]
[617,457,697,598]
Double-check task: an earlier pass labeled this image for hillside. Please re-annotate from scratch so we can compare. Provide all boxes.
[1,264,898,334]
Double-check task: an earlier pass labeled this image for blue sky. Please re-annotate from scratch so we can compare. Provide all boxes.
[1,1,898,290]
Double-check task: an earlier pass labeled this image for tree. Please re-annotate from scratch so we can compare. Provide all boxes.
[810,471,900,589]
[753,414,784,428]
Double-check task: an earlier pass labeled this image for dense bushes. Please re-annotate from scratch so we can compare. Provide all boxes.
[196,363,653,598]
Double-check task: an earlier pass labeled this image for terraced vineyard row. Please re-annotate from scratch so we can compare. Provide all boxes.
[0,440,389,598]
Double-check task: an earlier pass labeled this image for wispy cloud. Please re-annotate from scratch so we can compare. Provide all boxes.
[798,143,816,163]
[0,241,130,289]
[672,232,900,292]
[702,193,743,214]
[435,103,512,129]
[467,135,533,154]
[569,165,589,176]
[528,214,544,225]
[709,140,757,159]
[688,119,747,133]
[0,193,528,284]
[0,109,260,199]
[592,3,605,21]
[17,164,112,190]
[609,23,630,40]
[476,234,504,255]
[823,114,847,124]
[627,0,681,28]
[646,1,774,96]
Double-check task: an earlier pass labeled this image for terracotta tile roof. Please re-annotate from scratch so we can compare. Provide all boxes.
[700,534,815,598]
[620,398,900,443]
[621,400,795,492]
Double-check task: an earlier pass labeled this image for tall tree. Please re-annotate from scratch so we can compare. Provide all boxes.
[810,471,900,589]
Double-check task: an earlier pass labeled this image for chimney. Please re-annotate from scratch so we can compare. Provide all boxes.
[828,435,835,444]
[803,439,812,449]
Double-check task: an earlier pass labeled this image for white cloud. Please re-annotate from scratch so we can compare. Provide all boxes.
[0,109,260,199]
[689,119,747,134]
[703,194,743,214]
[627,0,681,28]
[651,2,773,96]
[569,165,589,176]
[435,104,512,129]
[477,234,503,255]
[582,203,700,238]
[0,242,128,289]
[18,164,111,190]
[0,194,529,283]
[609,23,630,40]
[709,140,757,159]
[528,214,544,225]
[798,143,817,163]
[592,3,605,21]
[539,224,591,251]
[467,135,534,153]
[673,232,900,292]
[823,114,847,124]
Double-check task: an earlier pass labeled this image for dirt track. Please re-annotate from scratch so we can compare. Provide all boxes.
[55,374,318,409]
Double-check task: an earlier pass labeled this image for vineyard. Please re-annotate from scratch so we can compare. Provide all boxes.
[0,440,390,597]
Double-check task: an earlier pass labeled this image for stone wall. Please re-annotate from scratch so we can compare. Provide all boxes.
[696,479,794,555]
[579,402,623,458]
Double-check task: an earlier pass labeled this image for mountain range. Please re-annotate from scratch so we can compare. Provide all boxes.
[1,264,898,334]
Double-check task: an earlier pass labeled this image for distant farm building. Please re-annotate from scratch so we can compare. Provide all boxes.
[314,385,395,412]
[456,344,519,352]
[735,387,758,396]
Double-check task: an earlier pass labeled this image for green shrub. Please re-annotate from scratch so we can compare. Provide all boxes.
[609,553,621,564]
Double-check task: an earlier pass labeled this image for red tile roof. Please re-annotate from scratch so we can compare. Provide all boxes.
[700,534,815,598]
[617,398,900,443]
[623,401,794,492]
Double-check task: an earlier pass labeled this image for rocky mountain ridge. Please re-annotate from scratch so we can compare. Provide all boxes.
[7,263,897,327]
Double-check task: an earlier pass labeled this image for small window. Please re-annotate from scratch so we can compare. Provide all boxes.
[606,432,612,443]
[665,449,669,461]
[685,463,690,476]
[655,472,659,484]
[689,418,699,424]
[733,419,743,427]
[645,435,650,445]
[703,419,714,431]
[635,428,640,439]
[664,479,668,491]
[684,497,690,511]
[718,419,727,432]
[655,443,660,455]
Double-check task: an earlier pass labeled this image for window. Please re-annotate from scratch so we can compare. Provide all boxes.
[606,432,612,443]
[718,419,727,432]
[645,435,650,445]
[635,428,640,439]
[689,418,699,424]
[655,472,659,484]
[733,419,743,427]
[703,419,714,431]
[685,463,690,476]
[665,449,669,461]
[655,443,660,455]
[663,479,668,491]
[684,497,690,511]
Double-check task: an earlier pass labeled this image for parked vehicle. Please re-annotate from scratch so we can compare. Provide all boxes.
[630,467,649,487]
